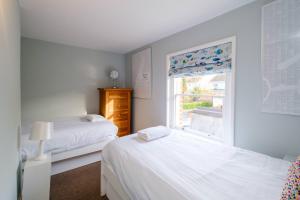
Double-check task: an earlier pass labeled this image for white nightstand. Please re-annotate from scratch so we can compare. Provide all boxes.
[283,154,297,162]
[22,154,51,200]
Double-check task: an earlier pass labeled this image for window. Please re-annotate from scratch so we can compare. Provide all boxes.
[173,73,226,141]
[167,37,235,145]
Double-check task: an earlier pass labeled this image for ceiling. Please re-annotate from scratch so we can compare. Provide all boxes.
[20,0,255,54]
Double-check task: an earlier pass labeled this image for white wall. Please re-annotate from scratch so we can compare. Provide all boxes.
[126,0,300,158]
[0,0,21,199]
[21,38,125,122]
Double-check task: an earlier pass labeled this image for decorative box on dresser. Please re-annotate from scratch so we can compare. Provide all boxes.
[98,88,132,137]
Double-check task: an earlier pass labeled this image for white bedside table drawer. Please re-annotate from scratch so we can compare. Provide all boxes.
[22,155,51,200]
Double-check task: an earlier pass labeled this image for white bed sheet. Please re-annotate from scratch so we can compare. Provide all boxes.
[22,116,117,160]
[102,130,290,200]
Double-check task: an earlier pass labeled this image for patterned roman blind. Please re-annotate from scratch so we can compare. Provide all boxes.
[168,42,232,77]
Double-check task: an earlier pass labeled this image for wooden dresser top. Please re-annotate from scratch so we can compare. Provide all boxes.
[97,88,133,91]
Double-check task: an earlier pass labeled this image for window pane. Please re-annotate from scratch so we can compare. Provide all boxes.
[174,74,225,139]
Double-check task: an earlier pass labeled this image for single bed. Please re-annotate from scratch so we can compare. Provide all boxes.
[101,129,290,200]
[21,116,118,174]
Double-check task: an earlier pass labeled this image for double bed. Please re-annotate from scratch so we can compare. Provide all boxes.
[21,116,118,174]
[101,130,290,200]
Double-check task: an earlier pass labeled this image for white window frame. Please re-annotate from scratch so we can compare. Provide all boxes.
[166,36,236,146]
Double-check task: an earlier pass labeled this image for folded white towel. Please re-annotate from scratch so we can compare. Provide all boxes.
[137,126,171,141]
[85,114,105,122]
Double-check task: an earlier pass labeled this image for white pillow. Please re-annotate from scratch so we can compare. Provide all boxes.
[85,114,105,122]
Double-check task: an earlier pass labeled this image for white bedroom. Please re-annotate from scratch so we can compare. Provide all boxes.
[0,0,299,200]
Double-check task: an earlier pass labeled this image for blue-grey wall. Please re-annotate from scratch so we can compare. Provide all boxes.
[126,0,300,158]
[0,0,20,199]
[21,38,125,122]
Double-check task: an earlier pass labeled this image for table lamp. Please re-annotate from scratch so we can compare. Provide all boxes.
[110,70,119,88]
[30,121,52,161]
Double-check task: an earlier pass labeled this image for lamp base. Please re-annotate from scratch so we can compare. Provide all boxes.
[34,140,47,161]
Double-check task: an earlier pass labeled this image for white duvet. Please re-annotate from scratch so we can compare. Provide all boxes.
[22,116,117,160]
[102,130,290,200]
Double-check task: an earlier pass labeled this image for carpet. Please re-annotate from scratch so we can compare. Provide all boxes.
[50,162,108,200]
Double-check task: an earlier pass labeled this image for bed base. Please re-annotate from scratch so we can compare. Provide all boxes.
[50,137,114,175]
[101,162,130,200]
[52,151,102,175]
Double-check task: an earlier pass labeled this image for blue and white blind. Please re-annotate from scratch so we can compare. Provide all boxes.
[168,42,232,77]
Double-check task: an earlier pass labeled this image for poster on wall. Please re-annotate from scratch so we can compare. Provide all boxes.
[261,0,300,115]
[132,48,152,99]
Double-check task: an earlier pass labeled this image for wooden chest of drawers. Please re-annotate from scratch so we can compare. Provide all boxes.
[98,88,132,137]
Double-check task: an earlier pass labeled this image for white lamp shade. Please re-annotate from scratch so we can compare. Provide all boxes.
[30,121,53,140]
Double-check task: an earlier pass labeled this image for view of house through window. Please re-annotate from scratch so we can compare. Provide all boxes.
[173,73,226,140]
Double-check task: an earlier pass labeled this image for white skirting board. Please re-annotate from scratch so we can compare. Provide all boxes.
[51,151,102,175]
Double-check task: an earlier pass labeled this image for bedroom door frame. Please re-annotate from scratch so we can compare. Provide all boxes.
[166,36,236,146]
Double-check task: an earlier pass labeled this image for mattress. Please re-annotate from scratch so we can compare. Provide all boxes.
[21,116,117,161]
[102,130,290,200]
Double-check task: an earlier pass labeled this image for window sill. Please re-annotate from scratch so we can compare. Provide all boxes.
[180,127,224,143]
